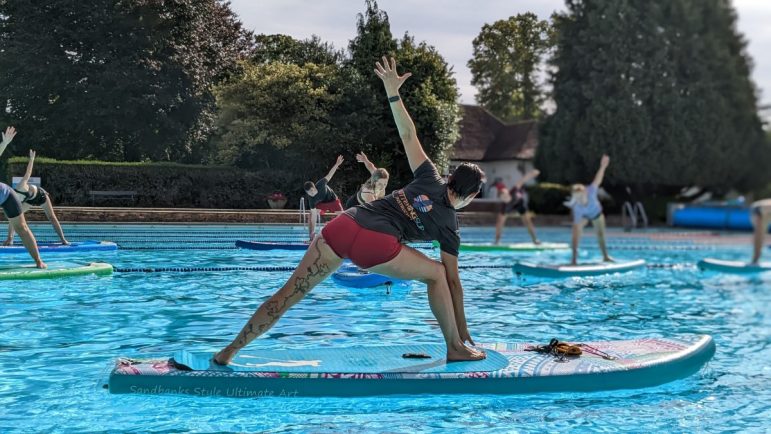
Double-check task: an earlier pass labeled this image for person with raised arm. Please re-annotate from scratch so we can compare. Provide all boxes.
[567,154,612,265]
[0,128,46,268]
[4,150,69,247]
[304,155,345,240]
[214,57,486,365]
[494,169,541,245]
[345,151,390,208]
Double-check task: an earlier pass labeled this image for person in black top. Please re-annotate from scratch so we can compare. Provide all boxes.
[303,155,344,240]
[4,150,70,247]
[214,56,486,365]
[493,169,541,245]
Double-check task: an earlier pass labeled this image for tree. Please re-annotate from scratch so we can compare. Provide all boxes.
[468,13,553,121]
[0,0,251,162]
[251,34,343,66]
[347,0,460,186]
[211,61,378,196]
[538,0,767,192]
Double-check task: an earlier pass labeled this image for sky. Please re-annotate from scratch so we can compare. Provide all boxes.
[229,0,771,115]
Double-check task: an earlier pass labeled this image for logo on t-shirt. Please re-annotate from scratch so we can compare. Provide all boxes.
[413,194,433,213]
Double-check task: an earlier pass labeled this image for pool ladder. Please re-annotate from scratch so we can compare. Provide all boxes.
[622,201,649,231]
[299,198,322,235]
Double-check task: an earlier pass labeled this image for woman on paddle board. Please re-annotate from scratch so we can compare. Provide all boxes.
[215,57,486,364]
[0,127,46,268]
[3,150,69,247]
[494,169,541,245]
[345,151,389,208]
[566,154,612,265]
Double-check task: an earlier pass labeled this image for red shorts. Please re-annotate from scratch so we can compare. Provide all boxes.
[315,198,344,214]
[321,214,402,268]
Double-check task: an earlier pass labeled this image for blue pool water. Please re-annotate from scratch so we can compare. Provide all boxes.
[1,223,769,432]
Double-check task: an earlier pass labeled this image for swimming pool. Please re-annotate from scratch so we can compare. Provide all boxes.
[0,223,768,432]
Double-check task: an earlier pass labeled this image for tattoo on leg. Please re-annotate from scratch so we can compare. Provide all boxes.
[235,241,331,347]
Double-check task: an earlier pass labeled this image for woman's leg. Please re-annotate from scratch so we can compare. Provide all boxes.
[7,214,45,268]
[215,236,343,364]
[571,221,585,265]
[594,214,613,262]
[751,210,769,264]
[368,246,485,361]
[521,213,540,244]
[494,213,506,244]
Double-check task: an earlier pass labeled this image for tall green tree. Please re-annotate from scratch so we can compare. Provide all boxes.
[538,0,767,192]
[0,0,251,162]
[468,13,553,121]
[346,0,460,186]
[211,61,378,197]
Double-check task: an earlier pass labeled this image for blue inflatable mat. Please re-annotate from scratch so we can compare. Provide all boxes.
[0,240,117,254]
[108,335,715,397]
[513,259,646,278]
[332,265,408,288]
[698,258,771,274]
[235,240,308,251]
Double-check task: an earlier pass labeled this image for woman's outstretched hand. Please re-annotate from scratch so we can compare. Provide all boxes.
[1,126,17,145]
[374,56,412,95]
[355,152,369,164]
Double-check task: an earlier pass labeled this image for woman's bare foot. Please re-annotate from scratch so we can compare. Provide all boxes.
[447,343,486,361]
[603,256,615,263]
[36,261,47,269]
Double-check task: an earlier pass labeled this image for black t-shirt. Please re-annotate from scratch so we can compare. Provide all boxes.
[346,160,460,256]
[308,178,337,208]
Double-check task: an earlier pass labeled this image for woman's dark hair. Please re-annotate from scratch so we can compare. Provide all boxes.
[447,163,485,198]
[303,181,315,192]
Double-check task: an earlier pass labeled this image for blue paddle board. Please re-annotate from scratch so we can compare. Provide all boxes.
[107,335,715,397]
[235,240,309,251]
[0,240,117,254]
[513,259,646,278]
[697,258,771,274]
[332,265,408,289]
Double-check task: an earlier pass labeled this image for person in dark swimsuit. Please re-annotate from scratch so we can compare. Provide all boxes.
[0,128,46,268]
[345,151,389,208]
[4,150,69,246]
[494,169,541,245]
[304,155,345,240]
[750,199,771,264]
[214,57,486,365]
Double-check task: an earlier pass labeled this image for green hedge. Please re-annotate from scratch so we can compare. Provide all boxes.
[5,157,306,208]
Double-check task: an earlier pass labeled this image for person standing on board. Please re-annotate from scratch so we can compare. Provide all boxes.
[345,151,390,208]
[304,155,345,240]
[4,150,70,247]
[0,127,46,268]
[214,57,486,365]
[493,169,541,245]
[566,154,612,265]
